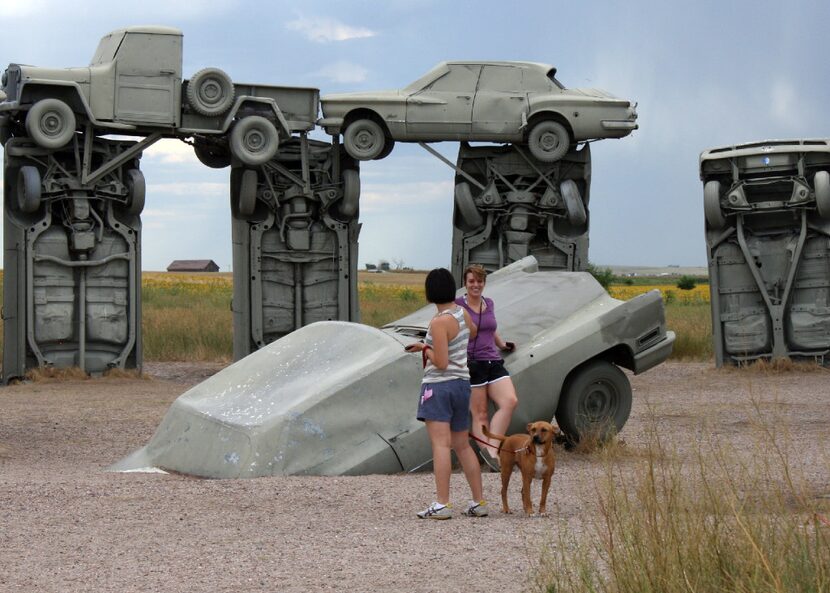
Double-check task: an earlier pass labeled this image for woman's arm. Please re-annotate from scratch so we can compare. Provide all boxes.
[493,331,516,352]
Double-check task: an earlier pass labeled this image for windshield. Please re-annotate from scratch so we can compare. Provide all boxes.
[547,68,565,90]
[90,31,125,65]
[403,63,450,93]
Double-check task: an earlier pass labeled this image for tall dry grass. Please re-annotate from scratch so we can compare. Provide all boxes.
[534,408,830,593]
[142,273,234,361]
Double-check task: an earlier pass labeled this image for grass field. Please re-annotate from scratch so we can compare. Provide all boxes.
[0,270,714,363]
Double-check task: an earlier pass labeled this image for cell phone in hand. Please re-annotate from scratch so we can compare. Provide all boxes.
[504,341,516,352]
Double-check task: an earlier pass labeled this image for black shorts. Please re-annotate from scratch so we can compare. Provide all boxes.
[468,359,510,388]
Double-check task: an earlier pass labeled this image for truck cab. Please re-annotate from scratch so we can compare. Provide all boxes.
[89,26,183,127]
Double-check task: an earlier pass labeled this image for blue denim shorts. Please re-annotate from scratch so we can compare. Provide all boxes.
[416,378,471,433]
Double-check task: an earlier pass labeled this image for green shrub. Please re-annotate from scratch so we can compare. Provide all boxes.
[586,263,614,289]
[677,275,697,290]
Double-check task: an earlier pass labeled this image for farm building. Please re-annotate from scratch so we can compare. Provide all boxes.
[167,260,220,273]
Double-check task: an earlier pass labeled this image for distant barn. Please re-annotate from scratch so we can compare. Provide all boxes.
[167,260,220,273]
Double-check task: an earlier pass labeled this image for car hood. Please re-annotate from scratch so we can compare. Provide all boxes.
[18,64,92,85]
[321,89,407,104]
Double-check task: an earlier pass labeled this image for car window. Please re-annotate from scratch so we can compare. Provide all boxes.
[479,65,524,91]
[90,31,125,65]
[425,64,481,93]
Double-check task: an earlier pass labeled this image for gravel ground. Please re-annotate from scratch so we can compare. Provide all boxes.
[1,362,828,593]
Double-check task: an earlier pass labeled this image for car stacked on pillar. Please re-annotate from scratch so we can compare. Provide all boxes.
[230,138,361,359]
[319,61,637,162]
[700,139,830,366]
[451,141,591,279]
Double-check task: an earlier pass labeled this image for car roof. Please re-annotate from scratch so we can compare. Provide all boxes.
[443,60,554,70]
[107,25,183,37]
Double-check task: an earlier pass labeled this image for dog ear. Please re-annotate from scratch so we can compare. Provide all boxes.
[526,422,533,433]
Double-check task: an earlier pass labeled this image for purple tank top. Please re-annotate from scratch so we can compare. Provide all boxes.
[455,296,501,361]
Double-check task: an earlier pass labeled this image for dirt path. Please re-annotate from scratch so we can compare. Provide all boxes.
[1,362,828,593]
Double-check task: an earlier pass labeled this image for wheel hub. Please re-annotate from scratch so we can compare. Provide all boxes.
[199,80,222,104]
[539,132,560,152]
[355,131,376,150]
[582,380,615,420]
[41,112,62,136]
[243,130,265,152]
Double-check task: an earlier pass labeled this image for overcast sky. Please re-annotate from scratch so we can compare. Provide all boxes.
[1,0,829,271]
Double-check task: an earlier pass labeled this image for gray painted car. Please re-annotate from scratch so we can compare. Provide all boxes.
[319,61,638,162]
[0,26,319,167]
[700,139,830,366]
[112,257,674,478]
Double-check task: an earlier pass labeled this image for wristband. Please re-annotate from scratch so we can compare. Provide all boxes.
[421,344,432,368]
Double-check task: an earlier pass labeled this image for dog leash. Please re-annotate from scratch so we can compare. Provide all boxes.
[468,431,530,455]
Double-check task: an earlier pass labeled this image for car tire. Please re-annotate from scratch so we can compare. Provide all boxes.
[337,168,360,219]
[454,182,485,230]
[0,114,11,146]
[237,169,259,217]
[704,180,726,229]
[230,116,279,166]
[555,360,632,443]
[343,119,387,161]
[126,169,146,215]
[560,179,587,226]
[527,120,569,162]
[814,171,830,219]
[17,166,42,213]
[187,68,235,117]
[26,98,76,149]
[193,140,231,169]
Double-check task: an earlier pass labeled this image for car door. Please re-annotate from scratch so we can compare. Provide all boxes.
[113,31,181,126]
[471,64,527,140]
[405,64,481,140]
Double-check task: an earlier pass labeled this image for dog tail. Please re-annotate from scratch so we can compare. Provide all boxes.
[482,425,507,442]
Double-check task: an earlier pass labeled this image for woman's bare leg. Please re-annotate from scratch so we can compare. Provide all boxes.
[451,430,483,501]
[469,385,491,454]
[486,378,518,450]
[425,420,452,504]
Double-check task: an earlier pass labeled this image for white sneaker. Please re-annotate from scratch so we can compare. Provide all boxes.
[462,500,489,517]
[417,502,452,520]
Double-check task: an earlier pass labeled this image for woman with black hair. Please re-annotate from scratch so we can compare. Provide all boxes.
[405,268,488,520]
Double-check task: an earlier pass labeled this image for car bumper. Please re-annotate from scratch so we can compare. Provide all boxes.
[317,116,344,135]
[601,120,638,131]
[632,330,675,374]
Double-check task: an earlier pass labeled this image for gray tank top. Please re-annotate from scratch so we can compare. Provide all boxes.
[422,307,470,383]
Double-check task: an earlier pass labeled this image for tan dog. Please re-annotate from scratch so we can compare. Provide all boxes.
[482,421,558,515]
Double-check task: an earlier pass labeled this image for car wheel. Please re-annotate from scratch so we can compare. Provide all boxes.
[193,140,231,169]
[815,171,830,219]
[377,137,395,160]
[187,68,235,116]
[125,169,146,215]
[26,98,76,149]
[527,120,569,162]
[0,114,11,146]
[230,116,279,166]
[555,360,632,443]
[343,119,387,161]
[336,168,360,219]
[704,180,726,229]
[17,166,42,213]
[560,179,587,226]
[454,182,485,230]
[237,169,259,217]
